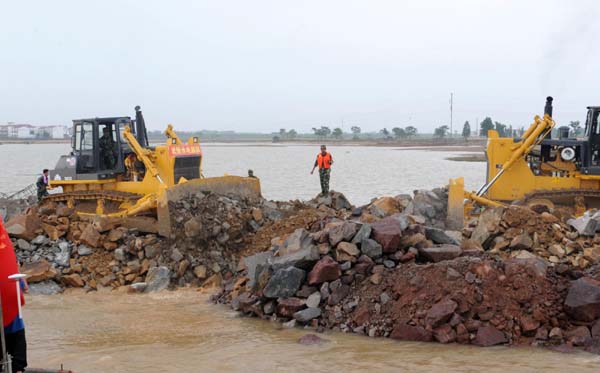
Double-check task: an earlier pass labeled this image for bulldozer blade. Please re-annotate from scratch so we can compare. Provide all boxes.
[446,177,465,230]
[157,175,262,236]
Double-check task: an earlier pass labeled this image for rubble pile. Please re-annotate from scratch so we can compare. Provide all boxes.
[7,191,351,294]
[212,189,600,353]
[465,205,600,269]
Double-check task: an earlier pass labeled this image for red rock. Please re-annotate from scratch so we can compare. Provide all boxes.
[520,316,540,334]
[565,277,600,322]
[21,260,57,283]
[426,299,457,327]
[399,251,416,263]
[390,324,433,342]
[42,223,66,241]
[62,273,85,287]
[353,305,370,326]
[434,324,457,344]
[370,217,403,253]
[307,256,341,285]
[474,326,507,346]
[80,225,101,248]
[5,213,41,240]
[277,297,305,318]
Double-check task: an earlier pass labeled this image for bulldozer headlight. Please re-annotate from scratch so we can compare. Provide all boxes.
[560,147,576,161]
[193,137,198,143]
[171,138,177,144]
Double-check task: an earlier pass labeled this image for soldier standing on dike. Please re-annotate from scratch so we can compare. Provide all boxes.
[310,145,334,196]
[35,169,49,203]
[99,127,116,169]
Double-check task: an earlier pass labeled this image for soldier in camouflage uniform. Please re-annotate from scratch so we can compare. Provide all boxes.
[311,145,334,196]
[99,127,116,169]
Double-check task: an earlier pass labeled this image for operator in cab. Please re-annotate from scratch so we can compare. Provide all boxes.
[311,145,334,196]
[99,127,116,169]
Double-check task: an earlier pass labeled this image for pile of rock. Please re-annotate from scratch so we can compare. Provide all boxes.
[465,205,600,269]
[214,210,472,335]
[214,192,600,352]
[8,191,288,293]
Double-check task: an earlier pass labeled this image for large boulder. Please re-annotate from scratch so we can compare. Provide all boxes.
[327,221,358,247]
[360,238,382,259]
[474,326,507,346]
[568,212,598,236]
[276,297,305,318]
[565,277,600,322]
[471,207,504,245]
[281,228,314,255]
[368,197,401,217]
[425,227,460,245]
[426,299,457,327]
[390,324,433,342]
[4,213,41,241]
[263,267,306,298]
[351,223,372,245]
[144,266,171,292]
[418,245,462,263]
[21,260,57,283]
[269,246,320,270]
[293,307,321,322]
[307,256,341,285]
[370,217,403,253]
[244,251,274,290]
[80,225,101,248]
[62,273,85,288]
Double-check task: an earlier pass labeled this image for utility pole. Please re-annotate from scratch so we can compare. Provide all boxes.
[450,92,454,138]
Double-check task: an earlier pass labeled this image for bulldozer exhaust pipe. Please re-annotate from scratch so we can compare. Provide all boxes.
[544,96,553,118]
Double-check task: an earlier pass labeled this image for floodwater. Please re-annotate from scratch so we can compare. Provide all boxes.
[25,292,600,373]
[8,142,596,372]
[0,142,485,205]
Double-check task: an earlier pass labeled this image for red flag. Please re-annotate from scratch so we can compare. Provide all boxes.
[0,220,24,327]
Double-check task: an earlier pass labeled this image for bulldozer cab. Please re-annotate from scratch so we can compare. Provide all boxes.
[72,117,132,178]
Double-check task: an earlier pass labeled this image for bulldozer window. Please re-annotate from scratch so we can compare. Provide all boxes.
[81,123,94,151]
[99,124,117,170]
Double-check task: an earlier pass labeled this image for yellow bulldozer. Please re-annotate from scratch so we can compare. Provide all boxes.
[448,96,600,229]
[46,106,261,236]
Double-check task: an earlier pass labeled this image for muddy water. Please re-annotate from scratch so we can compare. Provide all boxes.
[25,291,600,372]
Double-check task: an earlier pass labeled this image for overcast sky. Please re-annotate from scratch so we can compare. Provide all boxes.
[1,0,599,133]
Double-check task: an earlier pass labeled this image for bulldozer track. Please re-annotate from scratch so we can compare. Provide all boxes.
[520,188,600,206]
[43,190,142,204]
